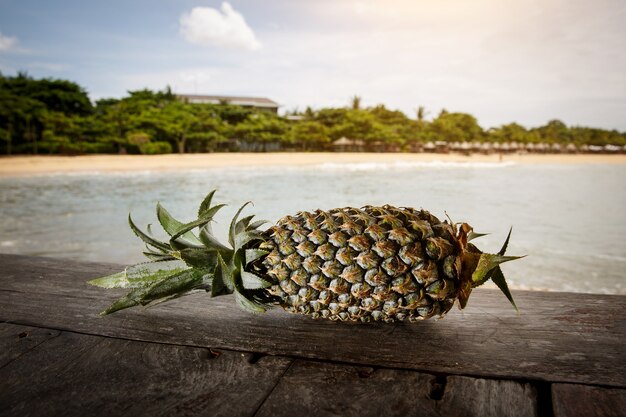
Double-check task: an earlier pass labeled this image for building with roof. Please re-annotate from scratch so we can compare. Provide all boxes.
[332,137,365,152]
[176,94,279,113]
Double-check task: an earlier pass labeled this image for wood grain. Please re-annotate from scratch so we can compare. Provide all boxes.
[1,254,624,387]
[0,330,293,417]
[0,323,60,368]
[440,375,538,417]
[552,384,626,417]
[255,359,538,417]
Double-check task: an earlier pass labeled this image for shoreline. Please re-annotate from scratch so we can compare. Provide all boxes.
[1,153,625,177]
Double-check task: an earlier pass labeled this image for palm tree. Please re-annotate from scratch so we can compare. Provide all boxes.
[416,106,428,122]
[351,95,362,110]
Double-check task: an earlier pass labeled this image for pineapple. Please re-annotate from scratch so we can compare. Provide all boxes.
[89,190,522,322]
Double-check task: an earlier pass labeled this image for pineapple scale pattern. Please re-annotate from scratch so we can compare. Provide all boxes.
[258,206,463,322]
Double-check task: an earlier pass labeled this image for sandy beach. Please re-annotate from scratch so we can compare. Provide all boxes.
[0,153,625,177]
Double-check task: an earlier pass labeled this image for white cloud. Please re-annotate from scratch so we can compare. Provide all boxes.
[179,3,261,50]
[0,32,17,51]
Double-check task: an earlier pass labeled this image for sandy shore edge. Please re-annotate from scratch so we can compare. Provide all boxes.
[1,153,625,176]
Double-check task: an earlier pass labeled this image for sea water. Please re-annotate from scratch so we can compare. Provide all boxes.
[0,161,624,295]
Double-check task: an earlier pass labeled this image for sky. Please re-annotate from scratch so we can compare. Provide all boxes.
[0,0,625,130]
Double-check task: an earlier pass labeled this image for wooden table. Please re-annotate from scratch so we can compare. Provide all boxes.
[1,254,624,417]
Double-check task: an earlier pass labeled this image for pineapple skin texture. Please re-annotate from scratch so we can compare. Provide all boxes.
[256,206,463,322]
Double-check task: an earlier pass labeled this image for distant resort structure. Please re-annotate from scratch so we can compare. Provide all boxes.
[176,94,279,114]
[331,138,626,154]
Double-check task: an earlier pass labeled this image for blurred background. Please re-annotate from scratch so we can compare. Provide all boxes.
[0,0,625,294]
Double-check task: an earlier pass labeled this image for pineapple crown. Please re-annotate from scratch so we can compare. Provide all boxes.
[88,190,276,315]
[456,224,522,311]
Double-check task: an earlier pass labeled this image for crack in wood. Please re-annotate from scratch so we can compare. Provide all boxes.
[252,359,296,417]
[0,325,61,371]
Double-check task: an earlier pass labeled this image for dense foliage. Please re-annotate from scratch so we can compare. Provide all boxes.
[1,73,624,155]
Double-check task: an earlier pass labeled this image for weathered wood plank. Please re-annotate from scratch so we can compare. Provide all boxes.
[1,254,625,387]
[552,384,626,417]
[255,359,538,417]
[440,376,538,417]
[0,323,60,368]
[0,329,293,417]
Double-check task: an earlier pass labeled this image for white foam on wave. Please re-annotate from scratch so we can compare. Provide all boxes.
[483,279,624,295]
[313,160,516,172]
[545,248,626,263]
[592,253,626,263]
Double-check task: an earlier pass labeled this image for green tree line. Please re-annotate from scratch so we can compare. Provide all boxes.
[1,73,624,155]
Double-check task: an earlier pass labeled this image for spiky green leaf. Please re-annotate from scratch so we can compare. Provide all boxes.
[247,220,269,230]
[88,271,128,289]
[125,260,188,287]
[498,227,513,256]
[88,260,187,289]
[100,268,206,315]
[234,291,266,313]
[210,270,226,297]
[156,202,184,236]
[234,230,263,251]
[215,252,235,293]
[156,203,203,245]
[236,215,255,234]
[490,266,518,312]
[170,204,226,242]
[142,251,176,262]
[241,270,272,289]
[471,254,524,286]
[129,214,170,252]
[229,202,252,248]
[245,249,269,265]
[173,248,218,269]
[199,225,232,252]
[101,288,145,315]
[198,190,217,218]
[138,268,206,302]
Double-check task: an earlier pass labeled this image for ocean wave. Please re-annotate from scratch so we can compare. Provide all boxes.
[592,253,626,263]
[483,280,623,295]
[544,248,626,263]
[313,160,516,171]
